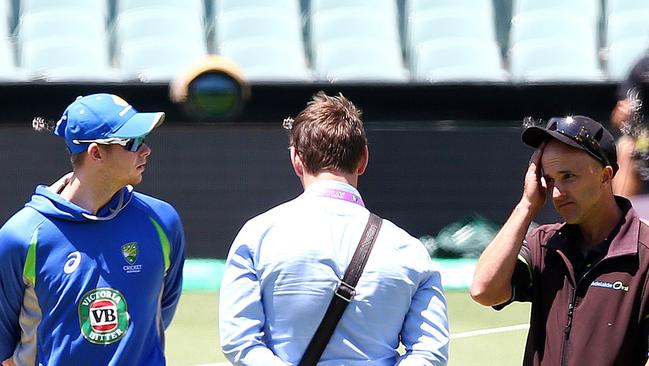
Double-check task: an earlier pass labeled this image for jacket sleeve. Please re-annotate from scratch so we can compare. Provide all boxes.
[0,224,29,360]
[396,263,449,366]
[160,210,186,330]
[219,223,287,366]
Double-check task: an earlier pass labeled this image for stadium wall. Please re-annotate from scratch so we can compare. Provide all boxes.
[0,82,619,257]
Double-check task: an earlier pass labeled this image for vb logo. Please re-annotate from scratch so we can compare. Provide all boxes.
[78,288,129,344]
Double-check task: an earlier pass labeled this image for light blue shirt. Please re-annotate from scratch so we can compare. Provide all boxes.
[219,180,449,365]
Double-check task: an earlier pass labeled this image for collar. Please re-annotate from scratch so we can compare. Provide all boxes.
[303,180,364,207]
[546,196,639,258]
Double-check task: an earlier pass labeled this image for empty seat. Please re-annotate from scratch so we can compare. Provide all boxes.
[513,0,600,26]
[219,39,312,81]
[215,8,303,48]
[0,37,26,80]
[310,9,400,49]
[405,0,493,20]
[112,8,205,54]
[509,12,597,51]
[607,37,649,80]
[215,0,300,17]
[118,38,207,81]
[310,0,396,16]
[16,10,107,47]
[116,0,203,18]
[606,10,649,47]
[509,39,603,81]
[412,38,507,82]
[313,38,407,82]
[607,0,649,17]
[20,0,109,22]
[20,38,120,81]
[407,9,496,56]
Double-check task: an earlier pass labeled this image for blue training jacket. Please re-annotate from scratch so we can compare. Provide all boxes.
[0,184,185,366]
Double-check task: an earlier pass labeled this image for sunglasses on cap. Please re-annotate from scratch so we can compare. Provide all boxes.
[72,136,147,152]
[546,117,612,168]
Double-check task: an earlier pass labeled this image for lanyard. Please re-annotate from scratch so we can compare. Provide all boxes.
[315,189,365,207]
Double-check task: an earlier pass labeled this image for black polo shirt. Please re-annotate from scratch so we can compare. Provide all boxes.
[502,197,649,366]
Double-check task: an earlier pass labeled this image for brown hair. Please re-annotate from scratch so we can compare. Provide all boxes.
[288,91,367,175]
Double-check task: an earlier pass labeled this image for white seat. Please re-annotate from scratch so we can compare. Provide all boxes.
[607,38,649,80]
[219,39,312,81]
[413,38,507,82]
[513,0,600,26]
[119,38,207,81]
[215,8,303,47]
[16,10,107,48]
[116,0,204,18]
[510,12,597,51]
[20,0,109,22]
[509,39,604,81]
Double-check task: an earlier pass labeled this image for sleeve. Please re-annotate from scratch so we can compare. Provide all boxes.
[395,264,449,366]
[0,224,28,360]
[619,55,649,100]
[160,210,186,329]
[493,236,535,311]
[218,223,287,366]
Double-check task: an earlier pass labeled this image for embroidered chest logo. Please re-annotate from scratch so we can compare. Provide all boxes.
[78,288,129,344]
[121,242,142,274]
[590,280,630,292]
[64,251,82,274]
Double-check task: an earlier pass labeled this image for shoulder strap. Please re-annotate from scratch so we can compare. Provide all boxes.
[298,213,383,366]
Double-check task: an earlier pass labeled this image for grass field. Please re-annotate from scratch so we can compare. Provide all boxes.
[165,290,531,366]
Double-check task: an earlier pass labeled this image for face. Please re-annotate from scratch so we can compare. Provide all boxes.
[100,142,152,187]
[541,140,609,225]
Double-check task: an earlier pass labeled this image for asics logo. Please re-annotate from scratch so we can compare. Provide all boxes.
[64,251,82,274]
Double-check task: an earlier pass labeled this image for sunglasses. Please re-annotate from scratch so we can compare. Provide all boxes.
[72,136,147,152]
[546,117,612,168]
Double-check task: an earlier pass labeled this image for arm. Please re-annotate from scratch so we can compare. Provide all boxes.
[0,226,28,360]
[470,146,546,306]
[160,213,186,329]
[396,269,449,366]
[219,227,287,366]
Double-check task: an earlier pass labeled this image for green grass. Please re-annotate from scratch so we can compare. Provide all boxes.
[165,291,531,366]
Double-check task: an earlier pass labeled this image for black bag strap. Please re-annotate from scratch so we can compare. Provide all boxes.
[298,213,383,366]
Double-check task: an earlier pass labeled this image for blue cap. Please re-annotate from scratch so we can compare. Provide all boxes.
[54,93,165,154]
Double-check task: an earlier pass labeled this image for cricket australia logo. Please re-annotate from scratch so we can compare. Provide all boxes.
[78,288,129,344]
[121,242,142,274]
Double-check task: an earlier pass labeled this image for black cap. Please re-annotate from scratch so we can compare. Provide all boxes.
[521,115,619,174]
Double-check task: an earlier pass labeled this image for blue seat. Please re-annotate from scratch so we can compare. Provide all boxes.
[607,37,649,80]
[513,0,600,26]
[509,39,603,81]
[412,38,507,82]
[118,38,207,81]
[309,9,400,49]
[509,12,597,51]
[112,8,205,55]
[219,39,312,81]
[16,10,107,47]
[606,10,649,47]
[20,0,110,22]
[215,8,303,48]
[20,37,120,81]
[407,9,496,57]
[313,38,407,82]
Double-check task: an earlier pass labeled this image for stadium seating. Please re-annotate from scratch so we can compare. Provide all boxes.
[118,38,207,81]
[219,39,311,81]
[214,8,302,47]
[509,39,603,81]
[16,10,107,49]
[412,38,507,82]
[116,0,204,19]
[215,0,300,18]
[20,38,120,81]
[509,12,597,51]
[606,10,649,47]
[607,0,649,16]
[406,9,497,59]
[513,0,600,27]
[607,37,649,80]
[309,9,400,51]
[20,0,110,23]
[313,38,407,82]
[310,0,396,16]
[405,0,494,21]
[0,37,25,80]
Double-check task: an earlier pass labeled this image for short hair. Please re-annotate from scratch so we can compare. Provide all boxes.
[288,91,367,175]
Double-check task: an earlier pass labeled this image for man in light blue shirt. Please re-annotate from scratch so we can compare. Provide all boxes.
[219,91,449,365]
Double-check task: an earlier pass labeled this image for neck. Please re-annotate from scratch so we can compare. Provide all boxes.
[59,171,122,214]
[301,171,357,190]
[578,195,623,250]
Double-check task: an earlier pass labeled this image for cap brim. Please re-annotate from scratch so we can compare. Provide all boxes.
[521,126,584,151]
[112,112,165,138]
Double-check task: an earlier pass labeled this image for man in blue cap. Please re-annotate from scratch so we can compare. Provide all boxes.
[471,115,649,365]
[0,93,185,366]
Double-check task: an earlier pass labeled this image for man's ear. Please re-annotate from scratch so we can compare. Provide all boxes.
[87,143,104,162]
[603,165,615,184]
[289,146,304,178]
[356,146,369,176]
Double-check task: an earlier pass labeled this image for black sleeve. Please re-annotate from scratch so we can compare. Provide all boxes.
[493,241,533,311]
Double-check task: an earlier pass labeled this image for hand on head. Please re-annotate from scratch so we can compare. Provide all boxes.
[523,142,547,211]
